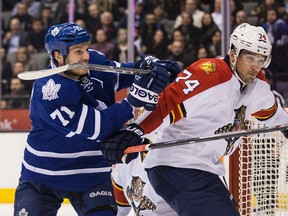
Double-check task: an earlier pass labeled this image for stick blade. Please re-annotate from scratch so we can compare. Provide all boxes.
[17,64,80,80]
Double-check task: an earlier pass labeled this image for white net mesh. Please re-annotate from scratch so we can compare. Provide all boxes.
[239,118,288,216]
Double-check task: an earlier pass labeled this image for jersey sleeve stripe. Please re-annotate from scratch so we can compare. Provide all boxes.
[66,104,88,137]
[88,109,101,140]
[112,177,130,207]
[169,110,176,124]
[252,102,278,121]
[178,103,186,118]
[169,103,187,125]
[22,159,111,175]
[26,143,102,158]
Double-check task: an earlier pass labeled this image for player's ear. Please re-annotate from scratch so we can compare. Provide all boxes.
[53,51,64,66]
[229,49,236,63]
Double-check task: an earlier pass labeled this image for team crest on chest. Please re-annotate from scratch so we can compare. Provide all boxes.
[42,79,61,101]
[215,106,247,155]
[200,61,216,74]
[126,176,157,215]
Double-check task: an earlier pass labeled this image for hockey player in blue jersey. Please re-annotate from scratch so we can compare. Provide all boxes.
[13,22,180,216]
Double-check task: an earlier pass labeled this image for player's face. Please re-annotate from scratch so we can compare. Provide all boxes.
[60,42,90,79]
[236,50,266,83]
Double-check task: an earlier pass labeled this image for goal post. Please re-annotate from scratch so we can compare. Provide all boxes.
[229,116,288,216]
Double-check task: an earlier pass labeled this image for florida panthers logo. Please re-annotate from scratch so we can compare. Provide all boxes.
[215,106,247,155]
[126,176,157,216]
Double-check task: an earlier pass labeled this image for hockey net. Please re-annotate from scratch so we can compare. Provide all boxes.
[237,117,288,216]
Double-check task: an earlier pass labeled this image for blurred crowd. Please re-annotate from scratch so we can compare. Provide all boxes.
[1,0,288,109]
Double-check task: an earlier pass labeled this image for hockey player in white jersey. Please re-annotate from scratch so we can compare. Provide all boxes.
[13,22,177,216]
[111,152,178,216]
[101,23,288,216]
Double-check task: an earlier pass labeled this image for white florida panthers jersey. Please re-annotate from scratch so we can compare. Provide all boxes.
[135,57,288,177]
[111,153,178,216]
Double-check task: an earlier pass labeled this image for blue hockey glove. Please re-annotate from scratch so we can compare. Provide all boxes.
[127,65,169,110]
[135,54,182,82]
[101,123,144,164]
[156,60,182,82]
[135,54,159,69]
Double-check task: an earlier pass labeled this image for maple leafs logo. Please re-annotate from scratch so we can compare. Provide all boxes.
[42,79,61,101]
[51,27,60,37]
[18,208,28,216]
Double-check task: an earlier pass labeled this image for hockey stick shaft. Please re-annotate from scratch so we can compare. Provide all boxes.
[124,124,288,154]
[18,63,151,80]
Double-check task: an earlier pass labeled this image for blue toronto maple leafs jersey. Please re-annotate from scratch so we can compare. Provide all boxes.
[20,49,135,192]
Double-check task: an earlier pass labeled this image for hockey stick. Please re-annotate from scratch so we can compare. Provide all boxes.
[123,124,288,154]
[17,63,151,80]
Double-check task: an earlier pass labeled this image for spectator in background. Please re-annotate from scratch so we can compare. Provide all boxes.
[75,0,89,16]
[250,0,279,25]
[75,18,87,29]
[153,3,173,36]
[39,0,65,18]
[134,26,142,54]
[194,44,210,62]
[118,0,145,29]
[262,7,288,73]
[99,11,116,42]
[12,0,41,18]
[11,2,33,31]
[211,0,222,31]
[4,77,30,109]
[167,40,193,68]
[85,3,101,38]
[96,0,124,22]
[58,0,85,24]
[43,0,69,24]
[207,29,222,57]
[142,0,181,20]
[169,29,187,48]
[2,17,28,54]
[12,62,25,78]
[89,28,115,59]
[232,10,247,31]
[199,13,219,47]
[0,48,13,95]
[231,0,244,18]
[26,18,47,53]
[12,60,34,93]
[173,0,204,29]
[175,11,201,53]
[140,13,167,52]
[112,28,139,62]
[15,47,39,72]
[39,6,53,29]
[143,29,169,59]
